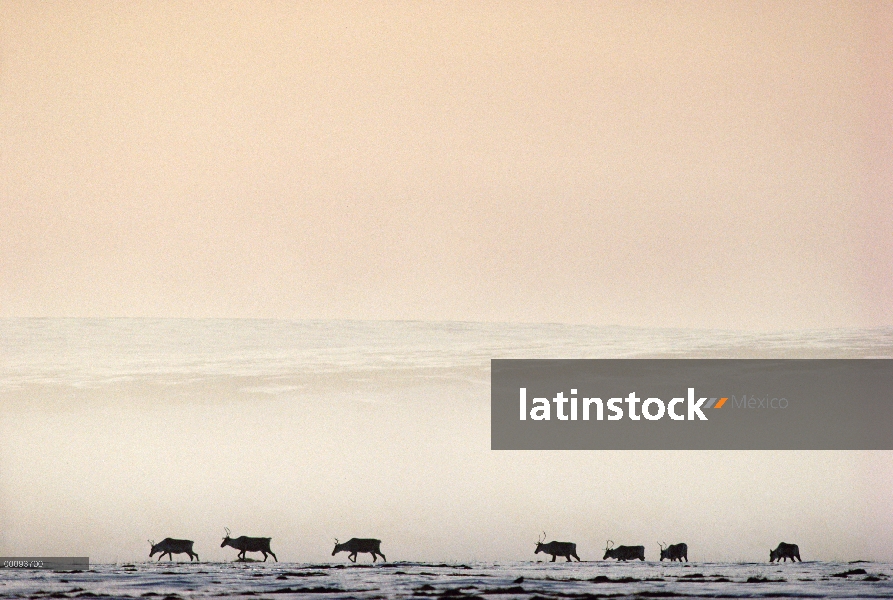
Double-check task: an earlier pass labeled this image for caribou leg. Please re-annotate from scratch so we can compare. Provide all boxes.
[371,552,377,563]
[551,554,556,562]
[377,552,387,562]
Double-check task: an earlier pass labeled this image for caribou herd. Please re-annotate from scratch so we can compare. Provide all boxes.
[147,530,804,563]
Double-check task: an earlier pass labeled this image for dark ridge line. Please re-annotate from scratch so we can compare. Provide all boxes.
[479,586,526,595]
[831,569,867,577]
[268,587,343,594]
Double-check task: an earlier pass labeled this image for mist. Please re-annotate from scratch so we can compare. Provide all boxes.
[2,320,892,563]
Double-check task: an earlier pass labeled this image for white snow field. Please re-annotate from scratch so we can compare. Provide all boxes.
[1,560,892,600]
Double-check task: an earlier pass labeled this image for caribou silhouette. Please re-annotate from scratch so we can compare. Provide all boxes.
[770,542,801,562]
[603,540,645,561]
[220,528,277,562]
[658,541,687,562]
[148,538,198,562]
[332,538,386,562]
[534,532,580,562]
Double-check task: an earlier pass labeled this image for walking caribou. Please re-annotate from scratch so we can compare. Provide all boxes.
[769,542,801,562]
[148,538,199,562]
[658,542,688,562]
[332,538,386,562]
[221,528,278,562]
[603,540,645,561]
[534,532,580,562]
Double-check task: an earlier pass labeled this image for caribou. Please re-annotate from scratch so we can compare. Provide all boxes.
[332,538,386,563]
[658,542,688,562]
[534,532,580,562]
[148,538,199,562]
[603,540,645,561]
[769,542,801,562]
[220,528,278,562]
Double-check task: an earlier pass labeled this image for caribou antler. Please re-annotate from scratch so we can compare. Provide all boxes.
[148,539,155,546]
[334,538,340,545]
[224,527,231,537]
[606,540,614,550]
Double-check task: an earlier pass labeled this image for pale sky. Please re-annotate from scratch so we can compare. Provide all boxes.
[2,1,891,329]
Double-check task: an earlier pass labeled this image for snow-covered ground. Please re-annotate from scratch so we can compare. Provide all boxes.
[2,560,892,599]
